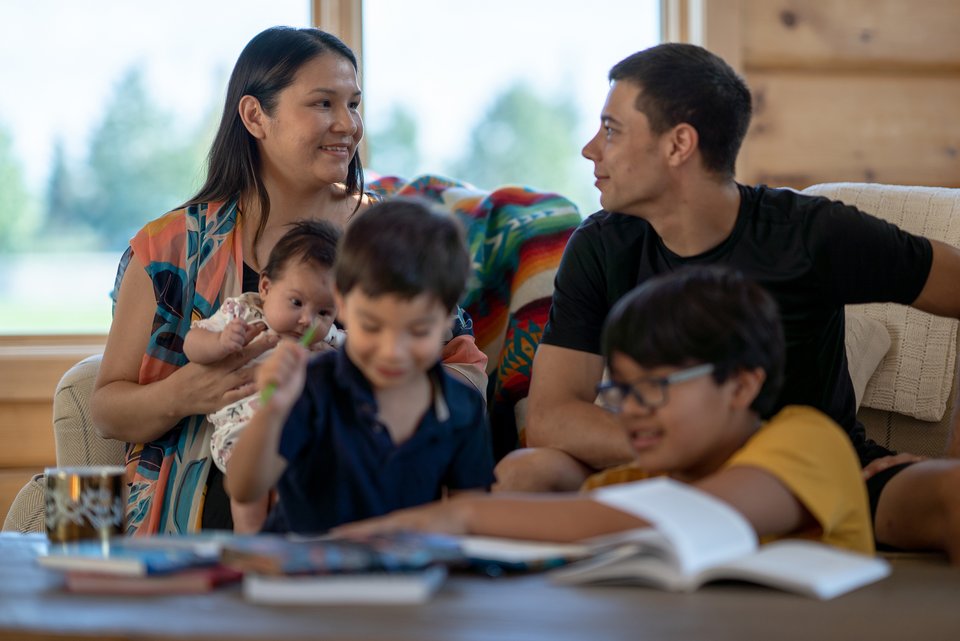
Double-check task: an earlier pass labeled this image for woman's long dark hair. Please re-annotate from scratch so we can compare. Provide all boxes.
[186,26,364,248]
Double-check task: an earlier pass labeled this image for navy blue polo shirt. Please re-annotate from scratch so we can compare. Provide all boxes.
[262,348,495,534]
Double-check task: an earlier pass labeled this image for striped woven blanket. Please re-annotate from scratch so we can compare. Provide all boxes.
[367,174,581,457]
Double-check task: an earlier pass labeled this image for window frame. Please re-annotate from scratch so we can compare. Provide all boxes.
[10,0,691,357]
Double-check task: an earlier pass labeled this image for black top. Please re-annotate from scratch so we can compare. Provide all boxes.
[264,349,495,534]
[541,184,933,465]
[242,261,260,293]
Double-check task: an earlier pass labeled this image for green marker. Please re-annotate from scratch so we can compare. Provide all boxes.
[260,322,320,404]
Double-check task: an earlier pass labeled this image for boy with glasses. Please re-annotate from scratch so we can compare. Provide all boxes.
[336,267,873,554]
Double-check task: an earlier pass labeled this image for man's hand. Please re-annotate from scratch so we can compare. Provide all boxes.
[862,452,926,480]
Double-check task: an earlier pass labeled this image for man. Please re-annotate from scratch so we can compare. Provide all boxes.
[495,42,960,562]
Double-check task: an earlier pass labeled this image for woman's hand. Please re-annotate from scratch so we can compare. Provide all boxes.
[93,260,280,442]
[175,328,279,415]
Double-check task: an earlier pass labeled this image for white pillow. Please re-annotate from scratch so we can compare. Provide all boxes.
[844,310,892,410]
[804,183,960,421]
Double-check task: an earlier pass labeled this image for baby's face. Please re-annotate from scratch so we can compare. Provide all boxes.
[258,260,337,343]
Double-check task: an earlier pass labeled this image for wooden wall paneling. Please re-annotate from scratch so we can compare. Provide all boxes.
[739,72,960,189]
[0,402,55,468]
[0,469,42,527]
[742,0,960,70]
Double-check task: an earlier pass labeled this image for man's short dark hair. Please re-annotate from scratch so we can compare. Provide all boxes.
[334,197,469,311]
[262,219,341,279]
[602,266,784,418]
[609,43,752,178]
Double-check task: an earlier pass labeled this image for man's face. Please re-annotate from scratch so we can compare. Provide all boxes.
[581,81,669,215]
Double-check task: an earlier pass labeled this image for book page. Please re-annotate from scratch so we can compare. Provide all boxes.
[701,540,891,599]
[591,477,757,574]
[458,536,591,564]
[550,545,689,591]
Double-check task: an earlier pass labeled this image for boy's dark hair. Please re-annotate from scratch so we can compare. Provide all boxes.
[262,219,341,280]
[601,266,784,418]
[609,43,752,178]
[334,197,469,311]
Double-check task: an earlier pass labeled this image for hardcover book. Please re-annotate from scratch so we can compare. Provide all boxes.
[38,539,219,577]
[221,532,465,605]
[63,565,242,595]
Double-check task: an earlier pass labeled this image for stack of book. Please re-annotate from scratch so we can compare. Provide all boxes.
[37,535,242,595]
[219,532,466,605]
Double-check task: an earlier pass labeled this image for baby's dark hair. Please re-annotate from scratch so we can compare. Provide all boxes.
[334,197,469,310]
[601,266,785,418]
[262,219,341,280]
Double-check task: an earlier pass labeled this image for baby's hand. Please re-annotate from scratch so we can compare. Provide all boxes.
[306,319,342,352]
[219,318,249,354]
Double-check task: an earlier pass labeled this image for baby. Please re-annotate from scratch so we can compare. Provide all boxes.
[184,220,344,532]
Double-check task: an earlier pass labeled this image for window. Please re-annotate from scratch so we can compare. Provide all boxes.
[362,0,661,216]
[0,1,309,334]
[0,0,660,335]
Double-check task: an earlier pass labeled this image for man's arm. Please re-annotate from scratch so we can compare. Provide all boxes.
[909,239,960,456]
[525,344,634,469]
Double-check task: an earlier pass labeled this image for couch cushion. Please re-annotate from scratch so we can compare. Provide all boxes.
[803,183,960,422]
[54,354,126,466]
[844,310,892,410]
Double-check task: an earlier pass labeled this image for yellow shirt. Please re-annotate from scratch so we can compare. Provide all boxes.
[582,406,874,554]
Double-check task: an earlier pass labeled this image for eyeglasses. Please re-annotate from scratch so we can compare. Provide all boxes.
[595,363,716,412]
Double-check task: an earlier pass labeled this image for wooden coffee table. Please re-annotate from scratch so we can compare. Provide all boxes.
[2,533,958,641]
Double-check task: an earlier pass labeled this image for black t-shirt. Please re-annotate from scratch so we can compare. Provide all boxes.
[541,184,933,465]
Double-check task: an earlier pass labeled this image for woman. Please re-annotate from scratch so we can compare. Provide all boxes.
[92,26,487,535]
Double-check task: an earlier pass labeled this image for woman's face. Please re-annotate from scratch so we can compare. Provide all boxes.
[257,53,363,192]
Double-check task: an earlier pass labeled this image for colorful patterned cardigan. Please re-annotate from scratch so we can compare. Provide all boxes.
[367,174,581,457]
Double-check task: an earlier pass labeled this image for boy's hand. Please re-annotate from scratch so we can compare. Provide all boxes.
[332,500,473,538]
[256,340,309,410]
[219,318,250,354]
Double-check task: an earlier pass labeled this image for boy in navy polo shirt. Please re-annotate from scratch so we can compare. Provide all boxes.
[226,198,495,534]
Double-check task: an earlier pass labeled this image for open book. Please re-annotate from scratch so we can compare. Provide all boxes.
[550,478,890,600]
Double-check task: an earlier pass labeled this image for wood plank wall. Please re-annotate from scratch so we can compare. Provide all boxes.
[0,337,104,525]
[707,0,960,190]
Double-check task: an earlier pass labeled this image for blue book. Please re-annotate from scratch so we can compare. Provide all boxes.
[220,532,465,576]
[37,538,219,576]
